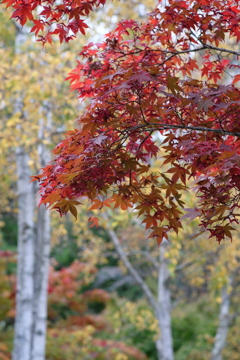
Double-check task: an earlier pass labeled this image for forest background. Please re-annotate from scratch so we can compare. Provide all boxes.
[0,1,240,360]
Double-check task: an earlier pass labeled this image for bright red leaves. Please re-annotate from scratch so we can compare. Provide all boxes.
[2,0,106,43]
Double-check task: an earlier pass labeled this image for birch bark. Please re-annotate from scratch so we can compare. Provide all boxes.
[13,120,51,360]
[211,278,233,360]
[156,239,174,360]
[13,149,35,360]
[103,214,174,360]
[31,113,51,360]
[12,25,35,360]
[12,26,51,360]
[31,203,50,360]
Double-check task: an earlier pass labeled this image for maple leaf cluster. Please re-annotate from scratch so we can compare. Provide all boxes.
[2,0,106,43]
[5,0,240,243]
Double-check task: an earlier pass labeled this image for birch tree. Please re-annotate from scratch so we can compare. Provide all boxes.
[156,239,174,360]
[181,221,240,360]
[211,279,233,360]
[14,147,35,360]
[12,25,50,360]
[13,26,35,360]
[103,212,174,360]
[0,13,79,359]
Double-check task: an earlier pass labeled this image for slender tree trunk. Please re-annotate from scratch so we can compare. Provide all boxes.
[211,279,233,360]
[103,214,174,360]
[13,27,35,360]
[31,113,51,360]
[156,239,174,360]
[31,204,50,360]
[104,223,158,313]
[13,27,51,357]
[13,149,35,360]
[13,147,51,360]
[13,146,51,360]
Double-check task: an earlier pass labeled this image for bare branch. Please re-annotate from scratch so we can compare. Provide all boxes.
[102,213,159,315]
[126,250,159,270]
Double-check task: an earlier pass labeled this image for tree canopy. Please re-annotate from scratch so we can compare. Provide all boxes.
[3,0,240,243]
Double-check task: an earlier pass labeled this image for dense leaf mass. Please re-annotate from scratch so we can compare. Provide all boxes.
[2,0,106,43]
[5,0,240,243]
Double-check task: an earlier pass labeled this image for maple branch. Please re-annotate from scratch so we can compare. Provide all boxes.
[137,131,154,152]
[115,46,208,61]
[200,43,240,57]
[116,45,240,63]
[124,123,240,138]
[189,30,240,56]
[137,90,149,125]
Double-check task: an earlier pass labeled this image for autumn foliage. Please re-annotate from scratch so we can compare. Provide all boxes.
[0,251,148,360]
[46,260,147,359]
[3,0,240,243]
[47,260,110,328]
[2,0,106,44]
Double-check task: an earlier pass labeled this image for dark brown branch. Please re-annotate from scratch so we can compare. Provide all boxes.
[116,45,240,62]
[125,123,240,138]
[201,43,240,57]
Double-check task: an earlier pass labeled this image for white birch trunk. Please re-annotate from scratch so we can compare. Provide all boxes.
[13,149,35,360]
[103,214,174,360]
[31,113,51,360]
[13,25,51,359]
[211,279,232,360]
[156,239,174,360]
[14,137,51,360]
[13,25,36,360]
[31,204,50,360]
[14,141,51,360]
